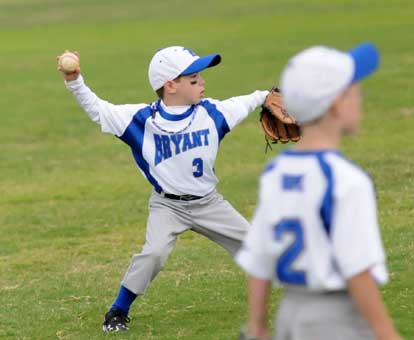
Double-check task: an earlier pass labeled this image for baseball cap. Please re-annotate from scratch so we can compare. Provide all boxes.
[148,46,221,91]
[280,42,380,124]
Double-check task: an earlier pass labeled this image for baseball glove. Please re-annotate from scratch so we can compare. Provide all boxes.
[260,88,300,149]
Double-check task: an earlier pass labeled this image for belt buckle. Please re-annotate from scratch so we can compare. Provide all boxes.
[180,194,194,201]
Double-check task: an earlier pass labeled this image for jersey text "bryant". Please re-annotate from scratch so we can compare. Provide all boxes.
[154,129,210,165]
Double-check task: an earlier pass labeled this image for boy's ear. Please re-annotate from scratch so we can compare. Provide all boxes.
[330,88,349,118]
[330,97,341,118]
[164,80,178,95]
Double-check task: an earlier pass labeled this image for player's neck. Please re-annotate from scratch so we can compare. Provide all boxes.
[295,121,341,151]
[162,95,191,107]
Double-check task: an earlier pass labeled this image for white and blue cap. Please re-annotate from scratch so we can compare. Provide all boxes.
[280,42,380,124]
[148,46,221,91]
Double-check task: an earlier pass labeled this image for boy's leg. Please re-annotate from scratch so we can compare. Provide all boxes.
[104,191,192,331]
[121,192,191,295]
[190,190,250,256]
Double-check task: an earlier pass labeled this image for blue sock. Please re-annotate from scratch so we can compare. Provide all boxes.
[110,286,137,314]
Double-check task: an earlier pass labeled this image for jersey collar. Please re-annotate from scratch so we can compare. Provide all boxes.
[155,100,196,121]
[282,149,341,156]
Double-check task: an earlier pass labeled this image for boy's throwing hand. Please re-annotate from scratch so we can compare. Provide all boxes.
[57,50,80,81]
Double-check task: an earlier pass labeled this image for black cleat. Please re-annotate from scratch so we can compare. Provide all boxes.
[102,308,130,332]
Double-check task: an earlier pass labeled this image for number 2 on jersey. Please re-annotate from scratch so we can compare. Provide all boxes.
[192,158,203,178]
[274,219,306,285]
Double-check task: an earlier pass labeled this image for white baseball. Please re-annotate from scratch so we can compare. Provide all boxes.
[59,52,79,73]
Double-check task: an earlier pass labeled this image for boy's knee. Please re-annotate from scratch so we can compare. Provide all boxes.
[147,246,170,267]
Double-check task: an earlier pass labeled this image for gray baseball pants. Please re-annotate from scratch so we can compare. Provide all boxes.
[121,189,249,295]
[275,289,375,340]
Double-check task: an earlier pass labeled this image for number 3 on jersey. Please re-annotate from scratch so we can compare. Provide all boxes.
[274,219,306,285]
[192,158,203,177]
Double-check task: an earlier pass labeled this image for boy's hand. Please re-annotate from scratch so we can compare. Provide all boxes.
[57,50,80,81]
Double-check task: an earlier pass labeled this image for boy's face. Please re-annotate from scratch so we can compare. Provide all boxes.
[338,84,362,135]
[173,72,206,104]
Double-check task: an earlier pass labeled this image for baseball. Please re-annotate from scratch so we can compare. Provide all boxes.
[58,52,79,73]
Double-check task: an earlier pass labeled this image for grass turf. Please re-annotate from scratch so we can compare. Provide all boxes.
[1,0,413,339]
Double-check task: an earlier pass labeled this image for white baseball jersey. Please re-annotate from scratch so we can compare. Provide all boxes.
[236,149,388,291]
[65,76,267,196]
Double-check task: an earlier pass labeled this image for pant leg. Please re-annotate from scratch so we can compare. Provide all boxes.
[121,192,190,295]
[275,291,375,340]
[274,294,293,340]
[190,190,250,256]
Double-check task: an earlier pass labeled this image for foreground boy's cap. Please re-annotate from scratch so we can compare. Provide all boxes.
[280,42,380,124]
[148,46,221,91]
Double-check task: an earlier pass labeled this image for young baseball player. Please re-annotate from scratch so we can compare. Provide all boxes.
[236,43,402,340]
[57,46,269,332]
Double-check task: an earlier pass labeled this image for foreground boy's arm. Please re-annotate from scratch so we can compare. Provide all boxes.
[246,277,271,339]
[332,176,402,340]
[348,271,402,340]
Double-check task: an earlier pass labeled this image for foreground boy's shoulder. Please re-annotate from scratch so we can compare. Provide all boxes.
[326,152,374,194]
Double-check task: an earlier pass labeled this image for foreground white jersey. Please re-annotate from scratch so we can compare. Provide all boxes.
[236,150,388,291]
[66,76,267,196]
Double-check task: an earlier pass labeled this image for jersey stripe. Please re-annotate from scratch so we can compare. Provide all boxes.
[199,100,230,141]
[119,106,163,193]
[316,153,334,236]
[262,160,277,175]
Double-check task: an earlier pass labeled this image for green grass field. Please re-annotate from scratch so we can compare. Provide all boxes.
[1,0,413,339]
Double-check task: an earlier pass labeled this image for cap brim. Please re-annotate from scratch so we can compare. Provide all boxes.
[348,42,380,83]
[180,54,221,75]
